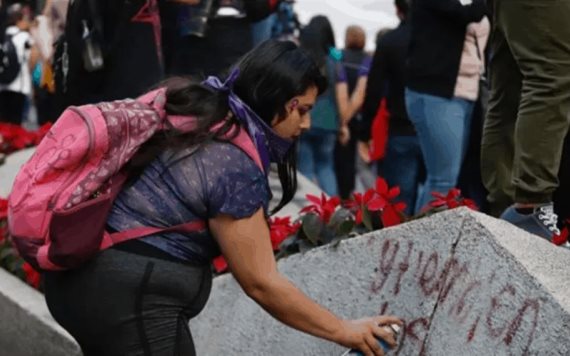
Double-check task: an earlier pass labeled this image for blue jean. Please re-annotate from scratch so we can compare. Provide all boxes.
[379,135,424,216]
[298,128,338,196]
[251,13,276,46]
[405,89,474,212]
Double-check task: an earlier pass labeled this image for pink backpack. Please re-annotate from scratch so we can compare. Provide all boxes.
[8,89,262,271]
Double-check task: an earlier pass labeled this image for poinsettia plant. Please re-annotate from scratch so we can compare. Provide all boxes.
[276,179,482,260]
[0,198,41,289]
[0,123,52,155]
[278,193,355,254]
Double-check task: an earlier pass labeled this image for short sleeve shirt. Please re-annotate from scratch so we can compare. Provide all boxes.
[106,141,271,264]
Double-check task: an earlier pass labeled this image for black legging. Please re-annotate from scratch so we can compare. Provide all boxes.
[44,243,212,356]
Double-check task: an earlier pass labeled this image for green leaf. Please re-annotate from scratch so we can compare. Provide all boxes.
[328,208,353,229]
[362,206,374,231]
[302,213,323,246]
[336,219,355,237]
[320,227,336,244]
[0,246,15,261]
[279,235,300,254]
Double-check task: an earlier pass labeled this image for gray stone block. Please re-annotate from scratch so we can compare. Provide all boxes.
[0,268,80,356]
[191,208,570,355]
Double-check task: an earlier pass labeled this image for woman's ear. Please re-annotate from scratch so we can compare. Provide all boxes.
[288,99,299,113]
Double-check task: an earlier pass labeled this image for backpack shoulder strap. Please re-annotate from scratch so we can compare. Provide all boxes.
[230,127,264,172]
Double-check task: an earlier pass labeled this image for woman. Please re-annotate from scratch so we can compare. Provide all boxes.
[298,15,364,197]
[44,40,401,356]
[405,0,486,212]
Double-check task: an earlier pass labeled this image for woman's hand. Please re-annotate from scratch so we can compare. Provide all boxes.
[358,141,371,164]
[338,125,351,146]
[335,316,403,356]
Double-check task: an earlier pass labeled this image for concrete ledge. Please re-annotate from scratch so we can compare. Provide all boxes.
[191,208,570,355]
[0,268,80,356]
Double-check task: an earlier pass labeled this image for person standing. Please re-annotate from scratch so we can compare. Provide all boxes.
[481,0,570,244]
[161,0,282,78]
[360,0,423,215]
[54,0,164,109]
[0,2,38,125]
[297,16,364,197]
[404,0,486,212]
[334,25,369,200]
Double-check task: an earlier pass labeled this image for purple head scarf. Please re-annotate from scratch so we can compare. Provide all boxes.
[202,68,294,172]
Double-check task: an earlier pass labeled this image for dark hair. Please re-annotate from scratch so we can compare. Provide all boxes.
[132,40,327,215]
[6,3,24,25]
[376,28,392,46]
[395,0,411,16]
[345,25,366,51]
[299,15,336,68]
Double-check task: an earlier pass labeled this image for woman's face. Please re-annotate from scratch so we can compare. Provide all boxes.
[271,85,318,140]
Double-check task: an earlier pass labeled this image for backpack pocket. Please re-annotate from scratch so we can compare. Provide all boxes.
[48,192,113,269]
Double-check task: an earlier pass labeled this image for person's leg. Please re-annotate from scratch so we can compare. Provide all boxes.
[297,132,317,182]
[481,11,521,217]
[251,13,276,46]
[405,89,471,212]
[498,0,570,206]
[313,129,339,196]
[334,137,357,200]
[459,100,475,164]
[554,135,570,223]
[382,135,423,216]
[0,91,26,125]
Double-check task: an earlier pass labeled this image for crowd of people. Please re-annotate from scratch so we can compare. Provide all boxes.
[1,0,570,354]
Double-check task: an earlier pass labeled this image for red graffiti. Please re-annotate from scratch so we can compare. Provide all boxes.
[486,284,517,338]
[393,241,413,295]
[368,238,542,352]
[503,299,540,353]
[370,239,399,294]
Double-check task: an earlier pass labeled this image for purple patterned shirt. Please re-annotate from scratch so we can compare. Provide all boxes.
[107,141,271,264]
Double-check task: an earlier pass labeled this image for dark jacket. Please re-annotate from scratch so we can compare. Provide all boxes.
[406,0,486,98]
[360,20,415,141]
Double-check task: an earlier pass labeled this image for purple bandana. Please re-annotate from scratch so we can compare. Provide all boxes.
[202,68,294,172]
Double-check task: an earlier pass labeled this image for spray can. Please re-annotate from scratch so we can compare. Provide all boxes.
[341,324,401,356]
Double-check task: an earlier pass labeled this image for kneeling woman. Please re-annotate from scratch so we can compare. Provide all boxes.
[44,40,401,356]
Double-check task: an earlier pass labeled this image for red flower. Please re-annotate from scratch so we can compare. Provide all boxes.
[365,178,407,227]
[33,123,52,145]
[0,123,35,153]
[553,220,570,246]
[300,193,341,224]
[0,199,7,220]
[22,262,41,289]
[428,188,478,211]
[269,216,300,251]
[344,191,375,225]
[213,255,228,273]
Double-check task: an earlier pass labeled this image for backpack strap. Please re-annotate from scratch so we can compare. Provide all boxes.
[102,220,207,248]
[229,126,264,172]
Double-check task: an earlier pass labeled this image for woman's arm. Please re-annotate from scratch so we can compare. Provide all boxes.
[209,209,402,355]
[336,62,369,126]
